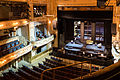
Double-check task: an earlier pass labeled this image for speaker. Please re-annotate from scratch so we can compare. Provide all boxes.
[97,0,108,8]
[111,23,116,35]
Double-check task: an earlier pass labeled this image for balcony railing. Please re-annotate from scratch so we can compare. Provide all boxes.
[40,61,91,80]
[0,44,32,68]
[32,35,54,47]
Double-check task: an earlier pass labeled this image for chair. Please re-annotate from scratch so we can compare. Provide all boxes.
[19,44,25,48]
[38,63,50,69]
[15,41,19,45]
[11,43,15,47]
[16,46,21,50]
[1,45,6,51]
[14,40,19,43]
[36,32,39,37]
[6,43,11,49]
[33,66,44,73]
[9,70,25,80]
[12,47,17,52]
[21,65,41,78]
[8,49,13,53]
[43,61,58,68]
[51,57,63,62]
[18,69,39,80]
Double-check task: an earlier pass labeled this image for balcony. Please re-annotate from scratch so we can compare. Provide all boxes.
[32,35,54,47]
[0,19,28,30]
[0,44,32,68]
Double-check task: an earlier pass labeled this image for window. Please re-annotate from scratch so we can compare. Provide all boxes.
[74,21,81,38]
[95,22,104,42]
[84,21,92,40]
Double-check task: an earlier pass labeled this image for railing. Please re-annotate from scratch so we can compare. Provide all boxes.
[40,61,92,80]
[0,44,32,68]
[32,35,54,47]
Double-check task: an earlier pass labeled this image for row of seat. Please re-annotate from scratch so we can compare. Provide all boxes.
[0,40,19,51]
[0,40,25,58]
[36,31,49,38]
[65,50,109,61]
[53,52,112,66]
[1,57,90,80]
[42,58,90,78]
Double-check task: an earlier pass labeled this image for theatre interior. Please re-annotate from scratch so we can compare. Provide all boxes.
[0,0,120,80]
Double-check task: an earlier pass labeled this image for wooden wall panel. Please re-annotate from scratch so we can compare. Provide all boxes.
[32,0,48,4]
[57,0,97,6]
[107,0,116,6]
[112,6,120,41]
[0,19,28,30]
[3,0,27,2]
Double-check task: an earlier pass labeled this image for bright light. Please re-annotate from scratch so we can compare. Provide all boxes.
[23,21,28,24]
[14,26,18,29]
[78,21,81,24]
[11,55,16,58]
[0,24,4,27]
[101,54,104,56]
[48,20,51,24]
[13,22,18,26]
[91,54,93,57]
[34,8,36,10]
[0,60,6,64]
[55,18,57,21]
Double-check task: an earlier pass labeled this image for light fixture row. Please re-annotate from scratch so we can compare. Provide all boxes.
[0,20,28,29]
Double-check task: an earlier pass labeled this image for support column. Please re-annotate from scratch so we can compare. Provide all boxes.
[91,22,96,42]
[28,22,35,41]
[81,21,84,42]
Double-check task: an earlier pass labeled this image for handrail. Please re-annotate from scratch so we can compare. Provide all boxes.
[40,61,92,80]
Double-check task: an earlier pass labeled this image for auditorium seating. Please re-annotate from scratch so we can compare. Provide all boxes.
[53,51,113,66]
[20,65,41,78]
[1,56,91,80]
[0,40,25,58]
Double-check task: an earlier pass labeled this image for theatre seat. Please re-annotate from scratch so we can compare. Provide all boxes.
[17,69,39,80]
[19,44,25,48]
[33,66,44,73]
[38,63,50,69]
[21,65,41,78]
[0,40,25,58]
[6,43,11,49]
[51,57,63,62]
